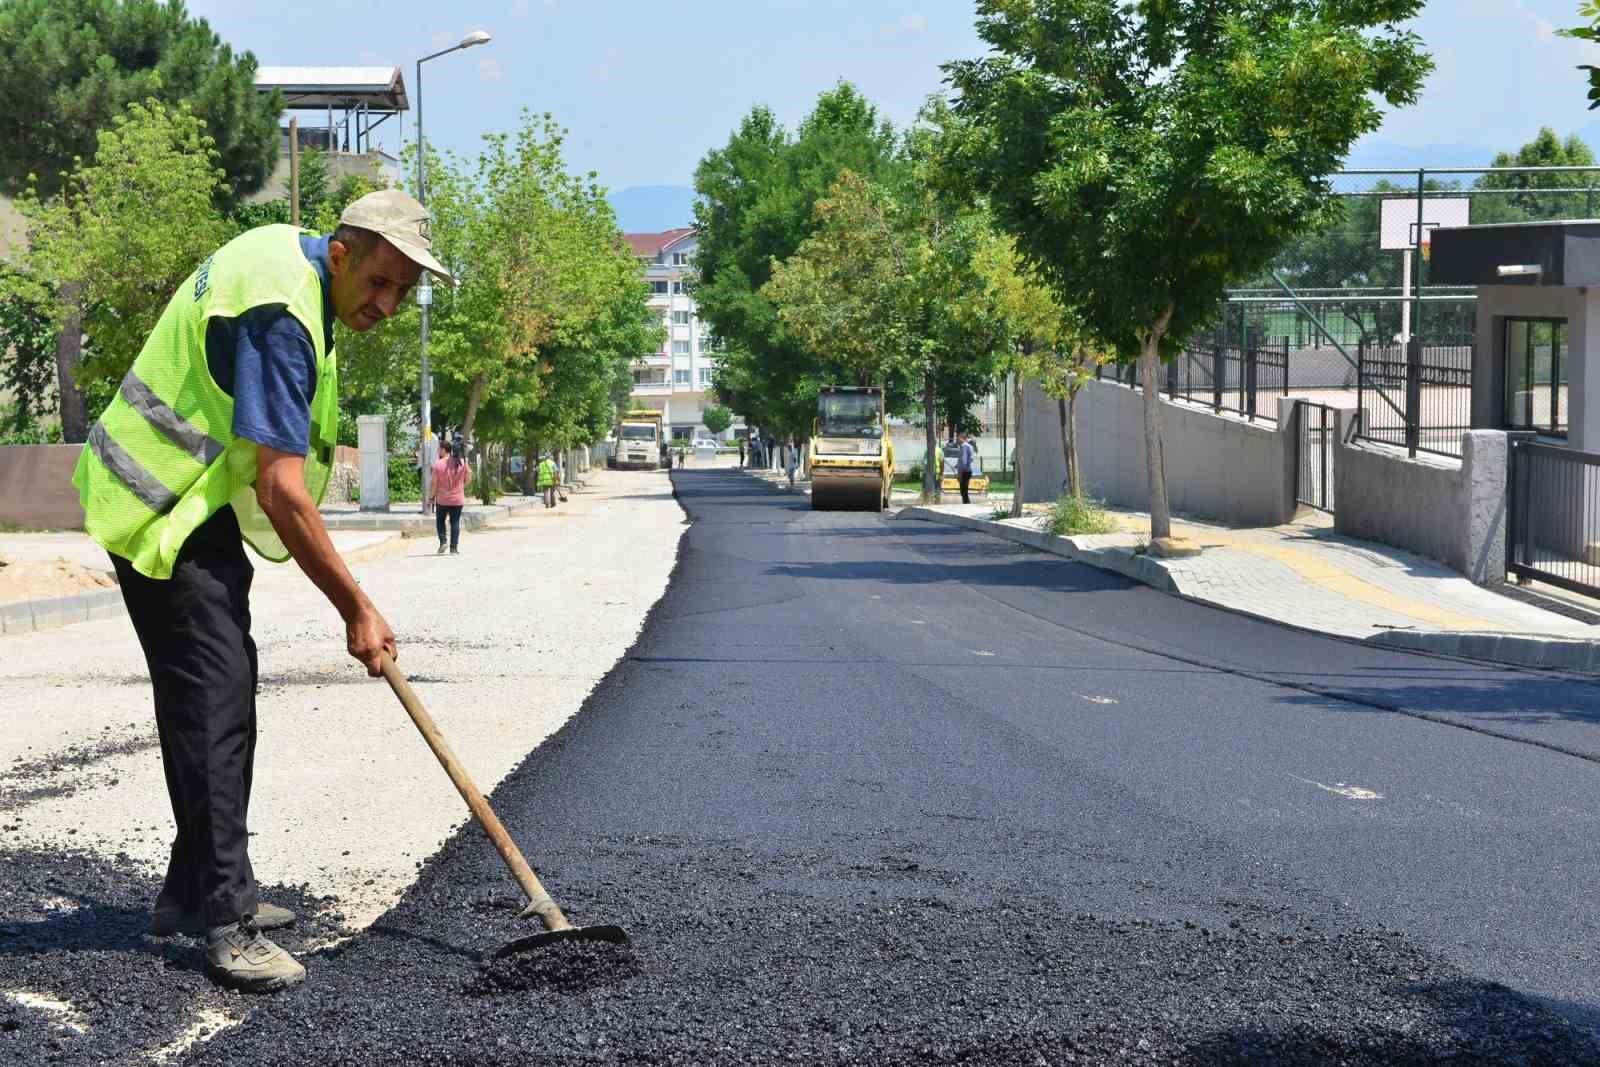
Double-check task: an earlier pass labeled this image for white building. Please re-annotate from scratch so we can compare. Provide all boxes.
[624,228,736,442]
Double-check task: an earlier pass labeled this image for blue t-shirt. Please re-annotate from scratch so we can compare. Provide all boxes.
[203,234,335,456]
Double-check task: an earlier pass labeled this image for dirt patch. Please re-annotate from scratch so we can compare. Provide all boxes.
[0,558,116,606]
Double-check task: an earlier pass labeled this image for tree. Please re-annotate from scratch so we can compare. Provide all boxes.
[694,84,905,444]
[0,0,280,205]
[764,170,1005,500]
[4,98,230,441]
[701,404,733,436]
[1474,128,1600,223]
[1559,3,1600,109]
[974,231,1110,512]
[944,0,1430,543]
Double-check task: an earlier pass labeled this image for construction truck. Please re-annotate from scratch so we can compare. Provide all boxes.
[808,386,894,511]
[614,409,665,470]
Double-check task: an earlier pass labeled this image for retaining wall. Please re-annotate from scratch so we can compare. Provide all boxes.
[1020,379,1298,527]
[0,444,86,530]
[1334,419,1507,584]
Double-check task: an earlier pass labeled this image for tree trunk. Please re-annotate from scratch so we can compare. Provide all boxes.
[522,440,535,495]
[53,285,88,443]
[1009,370,1025,518]
[1139,309,1175,540]
[999,375,1008,481]
[1058,394,1073,497]
[460,374,486,445]
[922,366,938,502]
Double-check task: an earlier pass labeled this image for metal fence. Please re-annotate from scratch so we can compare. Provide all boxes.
[1354,339,1473,458]
[1225,164,1600,389]
[1508,439,1600,599]
[1097,335,1289,424]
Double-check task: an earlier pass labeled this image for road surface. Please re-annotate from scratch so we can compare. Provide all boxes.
[7,468,1600,1065]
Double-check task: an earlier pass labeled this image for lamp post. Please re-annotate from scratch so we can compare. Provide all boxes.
[415,29,491,510]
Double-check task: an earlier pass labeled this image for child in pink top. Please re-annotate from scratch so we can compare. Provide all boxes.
[429,439,471,554]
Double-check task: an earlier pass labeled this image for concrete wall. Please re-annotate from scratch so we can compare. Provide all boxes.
[1334,417,1508,583]
[1020,379,1298,527]
[0,445,85,530]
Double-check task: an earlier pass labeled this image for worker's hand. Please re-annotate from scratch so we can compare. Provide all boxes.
[347,605,397,678]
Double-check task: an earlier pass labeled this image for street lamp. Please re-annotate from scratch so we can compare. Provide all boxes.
[415,29,491,510]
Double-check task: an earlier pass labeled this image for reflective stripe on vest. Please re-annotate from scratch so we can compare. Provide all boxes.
[87,422,178,515]
[119,371,226,467]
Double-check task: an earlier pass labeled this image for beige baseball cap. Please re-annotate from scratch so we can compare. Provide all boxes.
[339,189,456,286]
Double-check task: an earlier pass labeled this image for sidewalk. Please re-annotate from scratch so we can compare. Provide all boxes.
[898,501,1600,673]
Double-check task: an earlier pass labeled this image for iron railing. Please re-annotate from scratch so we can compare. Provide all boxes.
[1355,339,1473,459]
[1099,338,1289,425]
[1508,439,1600,599]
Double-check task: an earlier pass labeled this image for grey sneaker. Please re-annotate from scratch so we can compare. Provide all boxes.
[437,543,447,555]
[151,901,296,938]
[206,916,305,993]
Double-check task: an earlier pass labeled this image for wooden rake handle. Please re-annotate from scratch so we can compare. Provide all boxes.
[378,654,572,933]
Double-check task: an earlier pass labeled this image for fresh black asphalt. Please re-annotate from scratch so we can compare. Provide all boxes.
[7,467,1600,1064]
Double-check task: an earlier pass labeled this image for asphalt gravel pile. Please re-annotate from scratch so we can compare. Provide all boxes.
[167,827,1600,1065]
[468,936,642,996]
[0,846,344,1066]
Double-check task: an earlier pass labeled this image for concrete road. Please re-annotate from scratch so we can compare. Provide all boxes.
[8,468,1600,1065]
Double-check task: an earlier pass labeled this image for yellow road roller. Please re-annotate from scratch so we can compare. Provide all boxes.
[809,386,894,511]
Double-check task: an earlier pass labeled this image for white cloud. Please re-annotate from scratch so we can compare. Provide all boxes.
[479,57,506,83]
[512,0,531,13]
[900,14,927,34]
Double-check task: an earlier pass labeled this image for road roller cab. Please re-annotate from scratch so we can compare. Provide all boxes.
[809,386,894,511]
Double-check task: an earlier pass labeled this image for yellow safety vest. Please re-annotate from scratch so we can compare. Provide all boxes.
[71,225,340,579]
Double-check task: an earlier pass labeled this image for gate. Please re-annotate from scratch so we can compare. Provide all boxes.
[1295,401,1337,514]
[1508,439,1600,598]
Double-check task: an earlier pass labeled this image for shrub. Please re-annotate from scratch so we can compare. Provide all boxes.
[388,460,420,501]
[1045,493,1118,537]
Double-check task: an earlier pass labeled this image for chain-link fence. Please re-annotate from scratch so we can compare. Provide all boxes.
[1213,165,1600,456]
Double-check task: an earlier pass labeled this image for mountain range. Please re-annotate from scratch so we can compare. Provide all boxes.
[607,125,1600,233]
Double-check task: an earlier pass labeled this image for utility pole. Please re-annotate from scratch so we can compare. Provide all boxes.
[289,118,300,228]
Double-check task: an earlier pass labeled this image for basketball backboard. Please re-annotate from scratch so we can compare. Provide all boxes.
[1380,198,1470,251]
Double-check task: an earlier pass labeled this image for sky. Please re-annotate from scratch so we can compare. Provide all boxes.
[188,0,1600,196]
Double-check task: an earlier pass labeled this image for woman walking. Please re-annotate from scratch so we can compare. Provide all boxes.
[430,437,470,555]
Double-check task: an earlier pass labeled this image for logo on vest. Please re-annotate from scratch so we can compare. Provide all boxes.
[193,255,215,301]
[417,218,432,242]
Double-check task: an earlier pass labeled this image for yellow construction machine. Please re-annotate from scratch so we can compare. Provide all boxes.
[808,386,894,511]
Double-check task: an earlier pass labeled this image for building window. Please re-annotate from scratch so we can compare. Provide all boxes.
[674,369,691,386]
[650,280,669,295]
[698,368,713,386]
[672,252,690,266]
[672,310,691,325]
[671,281,686,294]
[1503,318,1568,435]
[701,331,721,352]
[672,339,691,355]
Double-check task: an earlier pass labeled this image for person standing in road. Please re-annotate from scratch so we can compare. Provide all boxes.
[69,190,454,994]
[958,432,975,504]
[537,452,559,508]
[429,437,470,555]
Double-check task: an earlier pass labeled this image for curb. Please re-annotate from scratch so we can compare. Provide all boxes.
[0,588,125,637]
[319,494,549,533]
[897,506,1600,676]
[0,530,413,638]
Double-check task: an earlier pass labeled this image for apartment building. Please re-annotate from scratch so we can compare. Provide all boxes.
[624,228,736,442]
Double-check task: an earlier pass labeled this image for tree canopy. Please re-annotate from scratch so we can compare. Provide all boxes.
[0,0,281,204]
[942,0,1431,538]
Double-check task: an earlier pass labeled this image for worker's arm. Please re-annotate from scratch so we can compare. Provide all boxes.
[255,443,396,677]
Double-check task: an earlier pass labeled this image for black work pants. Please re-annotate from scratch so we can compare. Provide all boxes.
[958,470,972,504]
[111,506,259,929]
[435,504,463,549]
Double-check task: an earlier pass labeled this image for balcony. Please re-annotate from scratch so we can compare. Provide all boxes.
[631,381,672,397]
